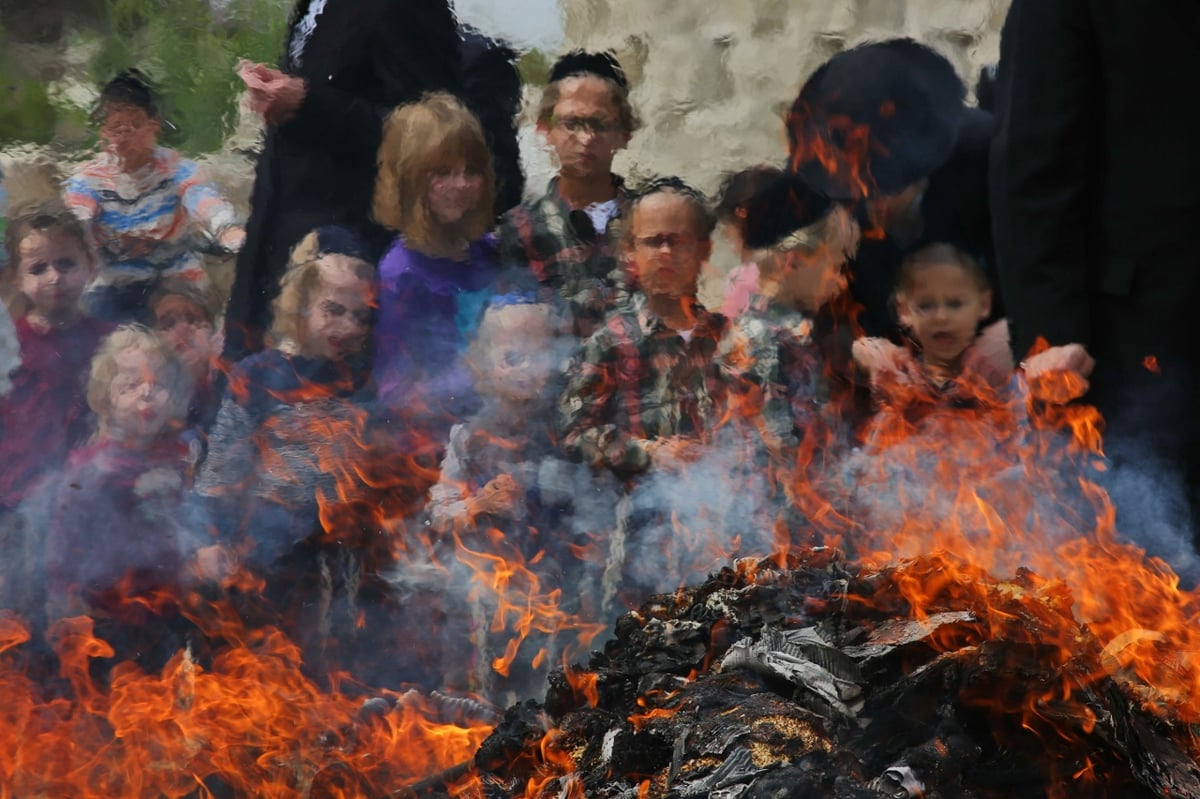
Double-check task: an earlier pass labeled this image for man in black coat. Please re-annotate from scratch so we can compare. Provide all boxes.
[748,40,1003,343]
[990,0,1200,547]
[744,39,1009,390]
[849,105,998,340]
[224,0,463,359]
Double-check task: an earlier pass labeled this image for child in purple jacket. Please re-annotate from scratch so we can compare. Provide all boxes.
[370,92,499,428]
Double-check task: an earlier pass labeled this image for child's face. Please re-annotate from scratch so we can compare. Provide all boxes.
[541,76,630,183]
[298,258,375,361]
[427,160,485,226]
[100,104,160,161]
[484,314,556,405]
[108,347,176,444]
[897,262,992,367]
[770,245,849,312]
[627,193,711,299]
[153,294,216,377]
[17,230,93,322]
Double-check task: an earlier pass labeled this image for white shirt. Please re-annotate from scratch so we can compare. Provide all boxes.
[288,0,329,69]
[583,198,620,236]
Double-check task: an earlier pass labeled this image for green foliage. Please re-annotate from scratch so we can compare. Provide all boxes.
[1,0,291,154]
[0,72,57,144]
[517,48,551,87]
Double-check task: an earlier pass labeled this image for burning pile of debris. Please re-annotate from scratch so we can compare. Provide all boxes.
[473,547,1200,799]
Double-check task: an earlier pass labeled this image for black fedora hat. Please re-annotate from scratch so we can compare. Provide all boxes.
[786,38,966,201]
[740,170,833,250]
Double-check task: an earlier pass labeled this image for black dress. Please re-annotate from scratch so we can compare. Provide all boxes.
[223,0,463,359]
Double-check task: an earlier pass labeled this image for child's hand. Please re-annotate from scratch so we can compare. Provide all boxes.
[191,544,236,583]
[469,474,521,518]
[1023,343,1095,404]
[217,225,246,253]
[852,337,909,385]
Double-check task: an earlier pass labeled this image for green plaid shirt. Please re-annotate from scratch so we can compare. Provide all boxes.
[498,177,630,336]
[558,292,729,475]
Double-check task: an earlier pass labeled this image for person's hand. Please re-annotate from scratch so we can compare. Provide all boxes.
[191,544,236,583]
[852,337,909,385]
[238,60,306,126]
[1023,343,1095,403]
[961,319,1014,388]
[218,225,246,253]
[468,474,522,518]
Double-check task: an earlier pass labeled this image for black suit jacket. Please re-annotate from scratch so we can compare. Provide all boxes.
[990,0,1200,363]
[224,0,463,358]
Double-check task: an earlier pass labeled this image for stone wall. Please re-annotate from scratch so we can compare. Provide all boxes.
[560,0,1011,194]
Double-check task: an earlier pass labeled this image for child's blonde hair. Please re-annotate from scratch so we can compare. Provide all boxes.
[87,325,192,433]
[372,92,496,257]
[270,230,376,349]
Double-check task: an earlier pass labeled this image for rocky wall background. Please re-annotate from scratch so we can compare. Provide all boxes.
[559,0,1010,194]
[3,0,1011,276]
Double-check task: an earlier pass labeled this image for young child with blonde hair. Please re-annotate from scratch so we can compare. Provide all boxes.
[421,297,613,702]
[194,226,388,675]
[38,326,195,627]
[6,326,200,674]
[196,225,376,568]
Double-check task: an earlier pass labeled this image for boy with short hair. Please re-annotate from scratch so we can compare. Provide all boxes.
[559,177,728,478]
[498,51,639,337]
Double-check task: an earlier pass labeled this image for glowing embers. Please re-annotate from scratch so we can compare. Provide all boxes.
[473,551,1200,798]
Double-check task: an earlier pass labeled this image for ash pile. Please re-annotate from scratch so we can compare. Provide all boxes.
[473,548,1200,799]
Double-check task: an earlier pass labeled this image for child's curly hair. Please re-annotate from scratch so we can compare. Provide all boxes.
[270,230,376,350]
[87,325,193,433]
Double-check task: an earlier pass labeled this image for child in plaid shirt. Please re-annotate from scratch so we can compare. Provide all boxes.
[498,51,638,338]
[559,177,729,479]
[559,179,745,610]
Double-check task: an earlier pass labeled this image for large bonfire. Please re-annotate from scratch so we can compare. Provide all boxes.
[1,365,1199,799]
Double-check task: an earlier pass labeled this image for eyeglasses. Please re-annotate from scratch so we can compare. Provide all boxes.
[634,233,698,251]
[553,115,620,138]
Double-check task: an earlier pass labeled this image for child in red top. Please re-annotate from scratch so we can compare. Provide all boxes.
[0,206,110,509]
